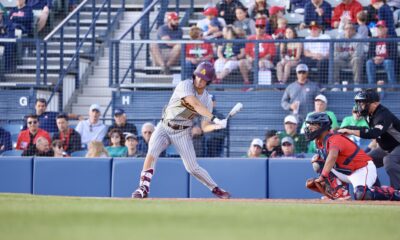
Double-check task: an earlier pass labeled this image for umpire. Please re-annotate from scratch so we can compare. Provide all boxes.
[338,89,400,189]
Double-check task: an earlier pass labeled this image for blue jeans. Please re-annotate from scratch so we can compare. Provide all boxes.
[140,0,169,39]
[366,59,396,84]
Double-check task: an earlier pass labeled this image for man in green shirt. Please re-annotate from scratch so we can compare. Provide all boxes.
[278,115,307,153]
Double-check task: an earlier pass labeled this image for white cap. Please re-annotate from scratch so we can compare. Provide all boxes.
[251,138,263,147]
[296,64,308,72]
[315,94,327,103]
[89,104,101,112]
[284,115,298,124]
[281,136,294,145]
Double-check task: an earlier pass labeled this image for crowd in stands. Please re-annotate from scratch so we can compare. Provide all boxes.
[148,0,400,90]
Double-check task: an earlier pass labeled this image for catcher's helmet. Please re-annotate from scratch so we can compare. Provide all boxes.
[304,112,332,141]
[193,61,215,83]
[354,89,380,116]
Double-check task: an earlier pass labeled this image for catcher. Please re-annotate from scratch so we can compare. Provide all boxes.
[304,112,400,201]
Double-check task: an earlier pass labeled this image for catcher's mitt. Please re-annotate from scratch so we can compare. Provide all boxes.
[306,178,335,199]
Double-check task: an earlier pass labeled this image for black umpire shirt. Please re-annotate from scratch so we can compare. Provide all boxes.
[359,104,400,152]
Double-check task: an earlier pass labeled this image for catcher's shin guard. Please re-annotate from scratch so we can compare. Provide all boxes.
[371,186,400,201]
[132,168,154,199]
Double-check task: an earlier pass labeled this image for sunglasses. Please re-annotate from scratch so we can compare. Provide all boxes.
[255,25,265,29]
[54,145,63,149]
[297,71,307,74]
[143,131,153,134]
[282,142,292,147]
[28,121,38,125]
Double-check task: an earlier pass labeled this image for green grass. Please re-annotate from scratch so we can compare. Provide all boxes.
[0,194,398,240]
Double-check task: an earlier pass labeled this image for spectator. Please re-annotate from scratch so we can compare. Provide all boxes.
[137,122,155,156]
[0,5,9,36]
[125,133,140,157]
[302,21,330,84]
[150,12,183,75]
[233,6,256,35]
[197,7,226,40]
[105,128,128,157]
[276,27,303,83]
[184,26,214,79]
[140,0,169,39]
[216,0,245,25]
[334,23,364,85]
[331,0,363,29]
[302,0,332,30]
[356,10,370,38]
[340,105,369,146]
[272,17,287,39]
[86,141,109,158]
[203,95,228,157]
[281,64,320,121]
[27,0,51,33]
[248,0,269,19]
[8,0,33,36]
[266,6,285,35]
[75,104,107,147]
[239,17,276,87]
[0,127,12,154]
[262,130,283,158]
[278,115,308,153]
[246,138,266,158]
[280,136,305,158]
[366,20,397,85]
[52,113,81,154]
[301,94,339,132]
[371,0,397,36]
[16,114,51,151]
[52,139,67,157]
[22,136,53,156]
[214,25,245,83]
[104,108,138,144]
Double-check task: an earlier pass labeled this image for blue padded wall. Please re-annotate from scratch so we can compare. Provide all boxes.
[189,158,267,198]
[112,158,189,198]
[0,157,33,193]
[269,159,320,199]
[33,158,112,197]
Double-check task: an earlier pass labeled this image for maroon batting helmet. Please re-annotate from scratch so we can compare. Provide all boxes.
[193,61,215,83]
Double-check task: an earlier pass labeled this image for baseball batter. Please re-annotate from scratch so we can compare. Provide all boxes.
[132,61,231,199]
[305,112,400,201]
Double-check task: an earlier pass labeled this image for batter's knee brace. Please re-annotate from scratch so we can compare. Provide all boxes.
[354,186,373,200]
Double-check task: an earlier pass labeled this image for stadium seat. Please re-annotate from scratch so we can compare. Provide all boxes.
[1,124,22,135]
[71,150,87,157]
[1,149,23,156]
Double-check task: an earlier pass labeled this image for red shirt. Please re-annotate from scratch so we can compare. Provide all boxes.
[16,128,51,150]
[316,134,371,172]
[245,34,276,59]
[331,0,363,28]
[376,40,388,59]
[185,43,214,61]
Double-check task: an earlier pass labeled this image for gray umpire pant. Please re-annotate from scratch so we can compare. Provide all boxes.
[368,145,400,189]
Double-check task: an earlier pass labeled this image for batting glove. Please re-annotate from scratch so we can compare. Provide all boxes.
[213,118,227,129]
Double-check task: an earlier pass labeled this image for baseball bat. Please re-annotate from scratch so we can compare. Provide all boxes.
[227,102,243,120]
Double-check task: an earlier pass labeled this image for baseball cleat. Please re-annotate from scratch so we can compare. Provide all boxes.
[212,187,231,199]
[131,186,148,199]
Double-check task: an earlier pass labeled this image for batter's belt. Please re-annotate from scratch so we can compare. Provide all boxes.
[165,121,190,130]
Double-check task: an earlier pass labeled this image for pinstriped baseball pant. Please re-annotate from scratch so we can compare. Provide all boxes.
[147,121,218,190]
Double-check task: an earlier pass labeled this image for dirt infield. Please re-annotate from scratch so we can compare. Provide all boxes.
[139,198,400,205]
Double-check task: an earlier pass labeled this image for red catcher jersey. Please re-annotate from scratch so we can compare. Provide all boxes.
[316,134,371,172]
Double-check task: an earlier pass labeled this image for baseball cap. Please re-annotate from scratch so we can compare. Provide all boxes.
[269,6,284,16]
[284,115,298,124]
[251,138,263,147]
[376,20,387,28]
[203,7,218,17]
[114,108,125,116]
[315,94,328,103]
[309,21,321,30]
[89,104,101,112]
[167,12,179,21]
[265,130,278,140]
[125,132,138,141]
[296,64,309,72]
[255,17,267,26]
[281,136,294,145]
[371,0,382,4]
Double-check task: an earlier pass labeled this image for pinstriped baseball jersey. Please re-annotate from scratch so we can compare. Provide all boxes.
[162,79,212,126]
